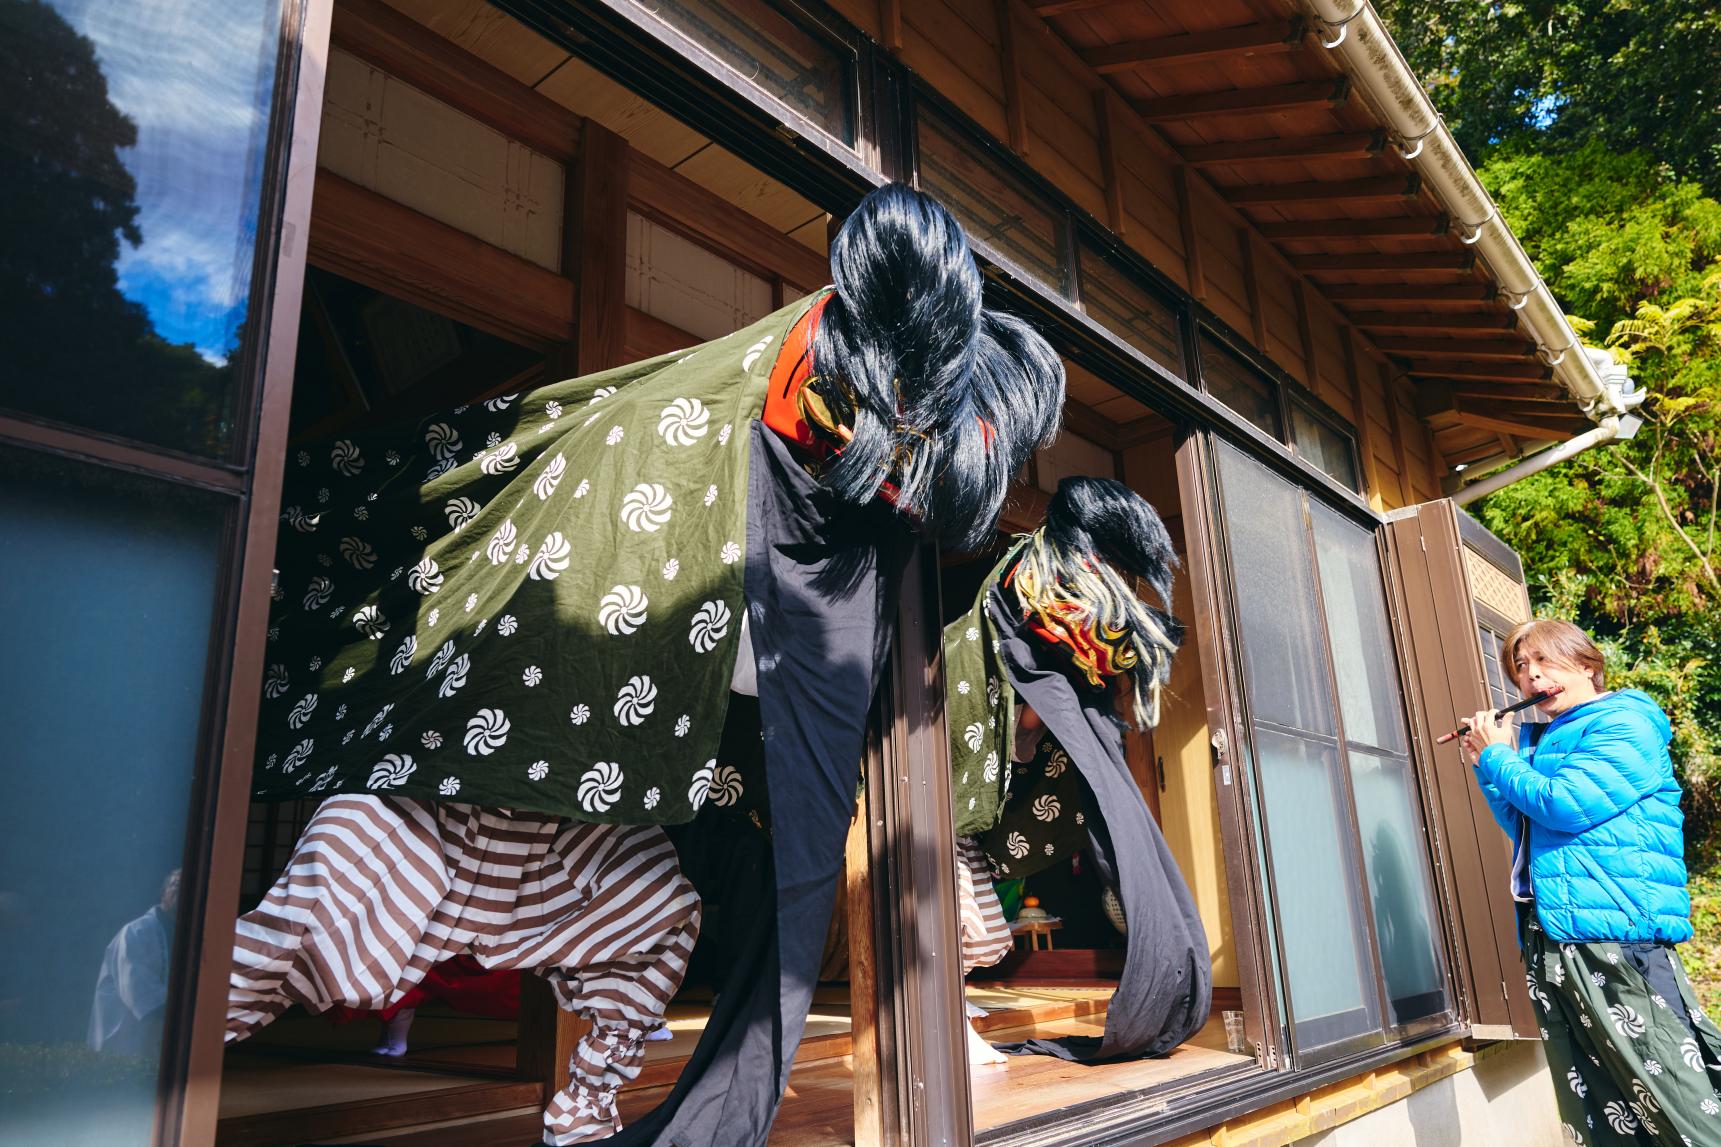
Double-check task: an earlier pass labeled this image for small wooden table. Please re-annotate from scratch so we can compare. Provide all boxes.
[1011,917,1062,952]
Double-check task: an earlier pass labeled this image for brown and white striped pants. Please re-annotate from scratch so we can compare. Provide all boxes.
[956,837,1012,974]
[228,796,701,1145]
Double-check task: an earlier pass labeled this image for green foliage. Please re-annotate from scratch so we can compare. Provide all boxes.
[1378,0,1721,197]
[1460,148,1721,850]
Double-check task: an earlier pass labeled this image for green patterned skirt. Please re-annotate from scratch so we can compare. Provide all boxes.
[1521,905,1721,1145]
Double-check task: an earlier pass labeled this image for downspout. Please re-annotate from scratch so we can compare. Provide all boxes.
[1451,418,1620,505]
[1293,0,1635,423]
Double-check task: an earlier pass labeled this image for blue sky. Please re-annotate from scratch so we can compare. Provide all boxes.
[53,0,280,365]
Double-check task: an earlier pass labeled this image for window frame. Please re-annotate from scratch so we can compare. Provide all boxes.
[1204,439,1458,1070]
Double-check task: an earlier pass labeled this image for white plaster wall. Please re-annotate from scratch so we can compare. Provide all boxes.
[624,212,773,342]
[1296,1043,1565,1147]
[319,49,564,271]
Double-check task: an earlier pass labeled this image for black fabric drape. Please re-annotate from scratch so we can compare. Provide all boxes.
[988,585,1212,1062]
[604,425,904,1146]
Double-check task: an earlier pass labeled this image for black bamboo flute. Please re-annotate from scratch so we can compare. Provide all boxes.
[1436,690,1555,745]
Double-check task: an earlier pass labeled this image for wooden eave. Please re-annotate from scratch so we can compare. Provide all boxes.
[1025,0,1578,475]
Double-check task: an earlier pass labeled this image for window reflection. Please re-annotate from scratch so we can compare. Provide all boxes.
[1291,402,1359,491]
[0,445,227,1145]
[1078,245,1186,379]
[1199,335,1280,439]
[636,0,854,145]
[0,0,280,458]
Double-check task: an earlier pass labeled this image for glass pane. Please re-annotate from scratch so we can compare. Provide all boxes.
[1078,245,1185,378]
[0,446,227,1145]
[1349,750,1448,1025]
[1254,728,1380,1048]
[640,0,854,145]
[1479,625,1516,712]
[0,0,283,458]
[1309,503,1407,754]
[1214,442,1335,736]
[1290,402,1358,490]
[1201,335,1280,438]
[917,111,1069,295]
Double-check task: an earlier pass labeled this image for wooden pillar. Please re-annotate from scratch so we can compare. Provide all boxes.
[1095,88,1127,236]
[1240,229,1267,350]
[1174,166,1205,300]
[847,798,885,1147]
[1343,331,1386,511]
[997,0,1030,157]
[520,118,630,1099]
[549,119,629,379]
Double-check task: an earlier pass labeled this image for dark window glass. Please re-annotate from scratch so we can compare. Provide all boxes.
[0,0,283,459]
[1078,245,1185,379]
[638,0,855,145]
[1291,400,1359,491]
[916,110,1070,295]
[290,269,543,440]
[0,445,228,1143]
[1216,444,1334,736]
[1200,335,1280,438]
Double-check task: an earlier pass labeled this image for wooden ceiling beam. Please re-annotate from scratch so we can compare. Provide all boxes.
[1372,336,1537,360]
[1083,20,1305,73]
[1029,0,1127,14]
[1451,408,1586,439]
[1294,252,1476,273]
[1439,383,1573,405]
[1255,214,1448,240]
[1406,360,1553,382]
[1324,283,1499,304]
[1348,312,1518,333]
[1182,131,1385,166]
[1227,174,1420,206]
[1133,77,1348,122]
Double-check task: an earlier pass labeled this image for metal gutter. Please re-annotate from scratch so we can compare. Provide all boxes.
[1293,0,1635,422]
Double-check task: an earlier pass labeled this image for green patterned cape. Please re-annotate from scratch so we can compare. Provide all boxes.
[253,293,826,822]
[944,544,1086,873]
[943,548,1019,836]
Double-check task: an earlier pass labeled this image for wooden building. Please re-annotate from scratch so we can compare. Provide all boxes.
[0,0,1638,1145]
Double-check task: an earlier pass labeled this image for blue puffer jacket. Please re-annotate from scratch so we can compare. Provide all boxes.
[1475,689,1690,944]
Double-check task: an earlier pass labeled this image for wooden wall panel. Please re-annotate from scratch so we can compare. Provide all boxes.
[1191,194,1250,334]
[1256,258,1305,387]
[902,0,1009,141]
[1312,315,1353,420]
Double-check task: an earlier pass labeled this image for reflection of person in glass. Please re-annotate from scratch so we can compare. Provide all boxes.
[1460,620,1721,1142]
[88,869,178,1056]
[946,478,1211,1067]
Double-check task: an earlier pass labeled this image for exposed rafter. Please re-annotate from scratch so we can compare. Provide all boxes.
[1372,336,1537,360]
[1133,77,1348,122]
[1324,283,1499,305]
[1293,252,1476,273]
[1082,20,1305,74]
[1181,131,1385,167]
[1226,174,1420,206]
[1406,360,1553,383]
[1347,312,1519,333]
[1255,215,1447,240]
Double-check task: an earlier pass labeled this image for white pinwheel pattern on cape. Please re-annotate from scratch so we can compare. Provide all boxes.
[599,585,648,635]
[614,676,658,726]
[688,761,716,811]
[529,533,572,581]
[620,483,673,532]
[408,558,443,594]
[658,397,710,446]
[708,765,744,807]
[534,453,566,500]
[689,601,731,652]
[579,761,623,812]
[464,708,509,755]
[367,754,415,789]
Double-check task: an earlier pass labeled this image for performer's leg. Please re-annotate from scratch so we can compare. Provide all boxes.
[227,796,450,1042]
[956,837,1011,1065]
[492,822,701,1145]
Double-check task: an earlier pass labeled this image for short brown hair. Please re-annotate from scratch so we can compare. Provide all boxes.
[1503,619,1606,691]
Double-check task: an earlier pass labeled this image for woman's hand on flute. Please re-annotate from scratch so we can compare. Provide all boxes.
[1459,707,1514,766]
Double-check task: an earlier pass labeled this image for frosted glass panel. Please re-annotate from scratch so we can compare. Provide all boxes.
[1350,751,1447,1024]
[1215,441,1335,736]
[1310,502,1407,753]
[1254,728,1378,1046]
[0,447,226,1145]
